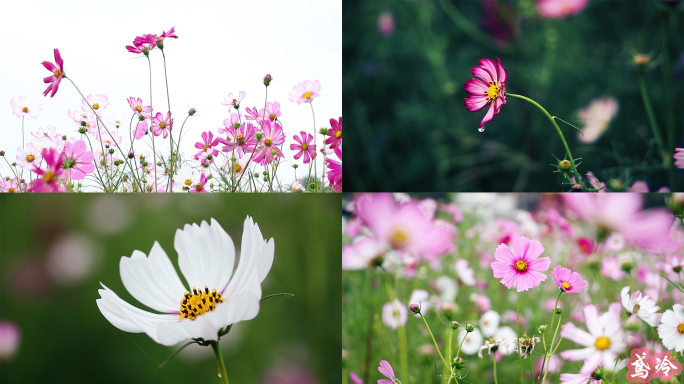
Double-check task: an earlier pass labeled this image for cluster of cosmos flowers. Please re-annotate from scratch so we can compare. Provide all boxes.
[342,193,684,384]
[1,27,341,193]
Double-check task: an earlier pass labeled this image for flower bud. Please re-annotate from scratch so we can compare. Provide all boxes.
[254,173,260,178]
[452,357,466,371]
[78,127,87,134]
[440,301,457,320]
[292,164,299,169]
[263,74,272,86]
[633,54,650,66]
[609,179,625,191]
[559,159,571,172]
[538,324,547,333]
[554,307,563,315]
[62,135,67,141]
[138,115,146,121]
[255,132,264,140]
[108,148,115,154]
[451,321,460,330]
[11,162,17,167]
[81,121,87,127]
[409,303,421,314]
[188,108,197,116]
[465,324,475,332]
[571,184,585,192]
[319,127,330,135]
[0,151,5,156]
[271,149,278,156]
[619,255,633,273]
[128,152,135,159]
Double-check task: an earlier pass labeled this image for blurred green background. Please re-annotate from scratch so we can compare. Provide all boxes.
[343,0,684,192]
[0,194,340,384]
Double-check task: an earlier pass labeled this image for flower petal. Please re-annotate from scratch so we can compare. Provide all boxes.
[497,57,507,84]
[378,360,395,380]
[464,78,489,95]
[479,58,499,83]
[464,95,489,112]
[479,101,497,128]
[560,322,595,347]
[471,66,493,83]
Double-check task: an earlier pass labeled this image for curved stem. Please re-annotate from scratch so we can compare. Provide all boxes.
[211,340,229,384]
[505,93,579,181]
[420,314,449,370]
[540,291,563,384]
[517,292,523,384]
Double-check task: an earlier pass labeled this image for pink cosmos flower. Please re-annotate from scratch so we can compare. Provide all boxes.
[134,120,148,140]
[560,303,625,374]
[628,180,649,192]
[537,0,589,19]
[288,80,321,105]
[42,48,64,98]
[342,237,386,270]
[259,101,282,124]
[491,236,550,292]
[326,148,342,192]
[82,94,109,114]
[378,12,395,37]
[350,371,363,384]
[464,58,507,129]
[245,106,260,121]
[221,91,245,108]
[382,300,408,329]
[560,372,601,384]
[29,148,66,192]
[152,112,173,138]
[11,96,43,120]
[577,97,619,144]
[290,131,316,164]
[601,257,625,281]
[657,255,684,279]
[191,172,209,193]
[63,140,95,180]
[675,148,684,168]
[552,265,588,294]
[153,26,178,48]
[0,178,24,193]
[326,117,342,149]
[219,113,241,136]
[0,320,21,361]
[253,120,286,165]
[220,122,257,158]
[194,131,220,160]
[16,144,42,169]
[128,97,151,118]
[377,360,397,384]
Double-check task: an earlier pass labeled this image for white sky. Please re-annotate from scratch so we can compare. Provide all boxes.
[0,0,341,191]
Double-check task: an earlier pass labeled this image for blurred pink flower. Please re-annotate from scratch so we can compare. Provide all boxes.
[325,117,342,149]
[537,0,589,19]
[377,360,397,384]
[0,178,25,193]
[41,48,64,98]
[675,148,684,168]
[47,233,99,285]
[472,294,491,314]
[552,265,588,294]
[560,303,625,374]
[628,180,649,192]
[464,58,507,129]
[657,255,684,279]
[342,237,386,270]
[440,203,463,223]
[288,80,321,105]
[0,321,21,361]
[492,236,550,292]
[562,194,676,253]
[29,148,66,192]
[350,371,363,384]
[535,353,562,378]
[545,297,562,312]
[601,257,624,281]
[382,300,407,329]
[576,97,619,144]
[378,12,395,37]
[11,96,43,120]
[560,372,601,384]
[291,131,316,164]
[63,140,95,180]
[152,112,173,138]
[263,365,319,384]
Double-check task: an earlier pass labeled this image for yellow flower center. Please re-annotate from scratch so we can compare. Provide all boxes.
[54,69,61,78]
[234,164,242,173]
[27,155,35,162]
[203,144,210,150]
[269,113,276,121]
[93,103,100,110]
[8,187,16,193]
[562,282,570,290]
[302,92,312,99]
[264,138,273,147]
[184,179,193,186]
[160,122,166,129]
[195,183,204,191]
[179,286,224,320]
[136,106,142,112]
[390,228,409,249]
[335,130,342,138]
[486,82,500,101]
[633,304,641,314]
[678,324,684,334]
[301,143,308,150]
[43,171,55,184]
[515,260,527,272]
[22,107,29,113]
[595,336,611,350]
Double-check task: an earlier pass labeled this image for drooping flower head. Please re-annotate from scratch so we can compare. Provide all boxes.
[11,96,43,120]
[42,49,65,98]
[290,131,316,164]
[29,148,66,192]
[152,112,173,139]
[491,236,550,292]
[464,58,507,129]
[552,265,588,294]
[288,80,321,105]
[377,360,398,384]
[326,116,342,149]
[96,218,274,346]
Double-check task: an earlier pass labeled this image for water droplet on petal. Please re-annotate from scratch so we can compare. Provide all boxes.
[478,126,485,133]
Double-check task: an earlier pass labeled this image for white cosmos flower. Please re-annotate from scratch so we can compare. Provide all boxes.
[382,299,407,329]
[454,259,476,286]
[96,217,274,346]
[494,326,518,355]
[457,327,484,355]
[658,304,684,352]
[620,286,661,327]
[480,310,500,337]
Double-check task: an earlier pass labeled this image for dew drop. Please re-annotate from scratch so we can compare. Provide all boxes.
[218,369,221,378]
[478,126,485,133]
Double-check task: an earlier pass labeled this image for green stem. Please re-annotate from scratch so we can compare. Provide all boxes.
[637,68,677,189]
[232,86,268,192]
[505,93,579,182]
[146,56,158,193]
[541,291,563,384]
[660,11,675,153]
[211,340,229,384]
[493,355,499,384]
[384,274,409,383]
[529,356,534,383]
[161,49,175,176]
[455,331,467,358]
[420,315,449,379]
[517,292,523,384]
[309,101,317,192]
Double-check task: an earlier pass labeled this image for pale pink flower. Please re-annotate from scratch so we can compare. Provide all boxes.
[342,237,386,270]
[628,180,649,192]
[577,97,619,144]
[535,353,562,378]
[10,96,43,120]
[382,300,407,329]
[491,236,550,292]
[218,113,241,136]
[472,294,492,314]
[288,80,321,105]
[221,91,245,108]
[128,97,151,118]
[0,321,21,361]
[455,259,476,286]
[350,371,363,384]
[378,12,395,37]
[259,101,282,124]
[82,94,109,114]
[601,257,624,281]
[377,360,397,384]
[560,372,601,384]
[290,131,316,164]
[0,178,24,193]
[464,58,507,129]
[537,0,589,19]
[41,48,64,98]
[152,112,173,138]
[15,144,42,168]
[560,303,626,374]
[245,106,260,121]
[552,265,588,294]
[63,140,95,180]
[657,255,684,279]
[134,120,148,140]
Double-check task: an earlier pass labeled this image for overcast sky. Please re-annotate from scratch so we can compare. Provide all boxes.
[0,0,341,191]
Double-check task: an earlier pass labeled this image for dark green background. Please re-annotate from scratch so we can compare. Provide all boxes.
[343,0,684,192]
[0,194,341,384]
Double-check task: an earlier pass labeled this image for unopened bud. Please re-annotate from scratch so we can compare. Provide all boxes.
[633,54,650,66]
[319,127,330,135]
[452,357,466,371]
[62,135,67,141]
[559,159,571,172]
[81,121,87,127]
[188,108,197,116]
[440,301,457,320]
[554,307,563,315]
[271,149,278,156]
[465,324,475,332]
[255,132,264,140]
[78,127,87,134]
[409,303,421,314]
[451,321,460,330]
[538,324,547,333]
[128,152,135,159]
[263,74,272,86]
[292,164,299,169]
[619,255,633,273]
[609,179,625,191]
[108,148,115,154]
[0,151,5,156]
[571,184,585,192]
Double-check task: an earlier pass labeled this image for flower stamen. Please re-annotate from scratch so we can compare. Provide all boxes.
[179,285,224,320]
[515,260,527,272]
[594,336,610,350]
[678,324,684,334]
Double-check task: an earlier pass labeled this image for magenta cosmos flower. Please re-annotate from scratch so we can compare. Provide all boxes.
[464,58,507,129]
[377,360,398,384]
[492,236,550,292]
[537,0,588,19]
[153,26,178,48]
[42,49,64,98]
[288,80,321,105]
[152,112,173,138]
[326,147,342,192]
[326,116,342,149]
[254,120,286,165]
[194,131,220,161]
[191,172,209,193]
[29,148,66,192]
[220,122,257,158]
[63,140,95,180]
[290,131,316,164]
[552,265,588,294]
